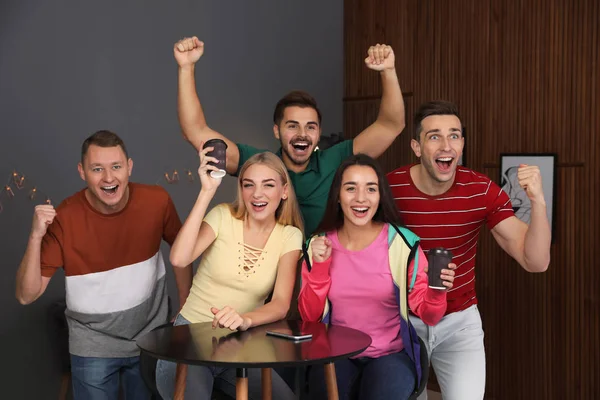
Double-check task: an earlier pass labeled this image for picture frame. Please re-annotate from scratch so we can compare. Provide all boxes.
[499,153,557,240]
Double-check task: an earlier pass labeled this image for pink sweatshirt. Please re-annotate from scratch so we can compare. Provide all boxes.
[299,224,447,358]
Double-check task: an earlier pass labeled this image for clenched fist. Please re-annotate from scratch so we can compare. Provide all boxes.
[311,236,332,263]
[173,36,204,67]
[31,205,56,240]
[364,44,395,71]
[517,164,545,204]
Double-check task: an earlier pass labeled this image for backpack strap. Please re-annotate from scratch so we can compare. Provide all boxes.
[302,233,325,272]
[390,224,420,292]
[302,238,312,272]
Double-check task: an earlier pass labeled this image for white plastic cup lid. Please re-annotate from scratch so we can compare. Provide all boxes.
[210,169,226,179]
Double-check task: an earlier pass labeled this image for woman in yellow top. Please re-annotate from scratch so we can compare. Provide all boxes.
[156,146,303,400]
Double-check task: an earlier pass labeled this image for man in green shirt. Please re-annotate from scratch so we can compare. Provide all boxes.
[173,36,407,236]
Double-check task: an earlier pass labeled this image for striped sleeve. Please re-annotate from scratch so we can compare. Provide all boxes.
[485,180,515,230]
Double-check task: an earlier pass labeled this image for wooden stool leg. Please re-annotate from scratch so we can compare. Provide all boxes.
[236,368,249,400]
[174,363,188,400]
[324,362,339,400]
[261,368,272,400]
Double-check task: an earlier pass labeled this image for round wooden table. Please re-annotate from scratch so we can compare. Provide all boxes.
[137,319,371,399]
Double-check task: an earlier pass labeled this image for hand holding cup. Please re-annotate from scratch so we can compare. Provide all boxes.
[426,248,456,290]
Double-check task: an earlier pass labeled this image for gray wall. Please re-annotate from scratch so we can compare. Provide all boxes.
[0,1,343,398]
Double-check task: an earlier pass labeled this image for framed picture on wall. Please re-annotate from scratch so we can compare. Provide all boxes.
[499,153,557,240]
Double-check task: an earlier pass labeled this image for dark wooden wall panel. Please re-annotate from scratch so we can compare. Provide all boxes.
[344,0,599,398]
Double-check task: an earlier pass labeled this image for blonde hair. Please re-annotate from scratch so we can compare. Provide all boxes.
[229,152,304,234]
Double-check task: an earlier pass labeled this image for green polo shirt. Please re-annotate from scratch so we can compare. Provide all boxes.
[236,140,353,236]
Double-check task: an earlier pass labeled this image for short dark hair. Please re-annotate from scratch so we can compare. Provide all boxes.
[81,130,129,163]
[314,153,403,234]
[273,90,322,126]
[414,100,462,139]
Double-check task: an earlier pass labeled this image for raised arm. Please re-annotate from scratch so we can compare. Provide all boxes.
[15,205,54,304]
[174,37,240,175]
[491,165,551,272]
[169,147,223,267]
[352,44,406,158]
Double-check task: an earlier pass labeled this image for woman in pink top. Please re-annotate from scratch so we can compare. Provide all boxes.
[299,154,456,400]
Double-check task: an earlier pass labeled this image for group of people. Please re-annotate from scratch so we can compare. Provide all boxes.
[15,36,551,400]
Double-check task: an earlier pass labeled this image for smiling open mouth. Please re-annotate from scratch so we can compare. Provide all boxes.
[251,202,267,211]
[101,185,118,195]
[291,140,311,153]
[435,157,454,172]
[350,206,369,216]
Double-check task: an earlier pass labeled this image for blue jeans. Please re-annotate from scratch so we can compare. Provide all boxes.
[309,350,416,400]
[70,354,150,400]
[156,314,295,400]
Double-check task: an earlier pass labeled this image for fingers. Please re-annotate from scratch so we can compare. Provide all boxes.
[228,317,243,331]
[34,205,56,223]
[517,165,541,179]
[198,147,220,172]
[440,267,456,289]
[517,165,544,198]
[367,46,375,64]
[211,306,243,330]
[365,44,392,65]
[200,155,219,167]
[383,45,392,59]
[311,236,332,260]
[198,144,213,159]
[175,37,203,52]
[376,44,384,63]
[198,146,219,165]
[35,204,55,212]
[211,307,226,328]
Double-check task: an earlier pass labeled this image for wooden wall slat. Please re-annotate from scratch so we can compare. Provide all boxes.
[344,0,599,398]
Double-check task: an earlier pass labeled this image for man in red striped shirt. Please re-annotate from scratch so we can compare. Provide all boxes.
[387,101,551,400]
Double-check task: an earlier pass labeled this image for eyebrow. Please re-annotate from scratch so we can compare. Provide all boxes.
[342,181,379,186]
[425,128,462,135]
[284,120,319,126]
[89,161,122,167]
[242,178,277,184]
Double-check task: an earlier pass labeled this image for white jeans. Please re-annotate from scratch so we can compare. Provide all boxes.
[410,304,486,400]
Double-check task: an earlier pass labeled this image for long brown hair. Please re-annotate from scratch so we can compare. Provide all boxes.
[229,152,304,233]
[315,154,402,234]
